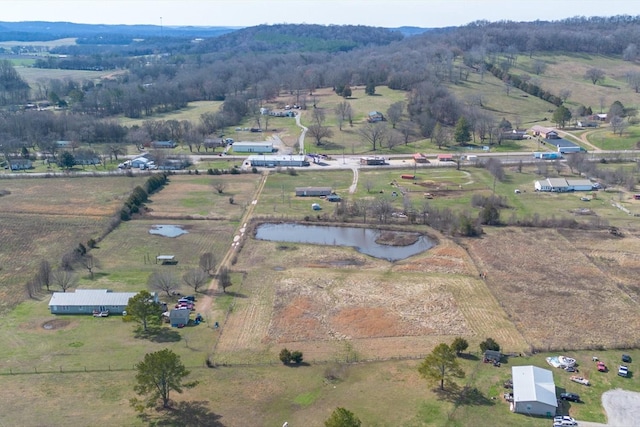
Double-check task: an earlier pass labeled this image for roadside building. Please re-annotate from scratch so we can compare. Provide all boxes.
[231,141,274,153]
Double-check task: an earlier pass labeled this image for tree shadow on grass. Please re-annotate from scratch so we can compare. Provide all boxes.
[456,386,495,406]
[457,353,480,361]
[220,290,247,298]
[134,326,181,343]
[139,401,225,427]
[435,384,494,407]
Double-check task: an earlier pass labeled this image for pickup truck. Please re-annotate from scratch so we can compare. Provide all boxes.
[618,365,629,377]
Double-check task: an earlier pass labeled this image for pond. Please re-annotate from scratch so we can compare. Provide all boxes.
[255,223,435,261]
[149,225,188,238]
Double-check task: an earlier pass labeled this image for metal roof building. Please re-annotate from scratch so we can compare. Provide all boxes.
[48,289,154,315]
[247,154,309,167]
[511,365,557,416]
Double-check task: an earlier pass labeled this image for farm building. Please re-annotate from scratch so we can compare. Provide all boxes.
[566,179,595,191]
[534,178,594,192]
[150,140,177,148]
[295,186,333,197]
[8,158,32,170]
[48,289,158,315]
[360,156,386,165]
[511,365,557,417]
[367,111,384,122]
[231,141,274,153]
[484,350,503,363]
[413,153,429,163]
[169,309,190,327]
[247,155,309,167]
[531,125,559,139]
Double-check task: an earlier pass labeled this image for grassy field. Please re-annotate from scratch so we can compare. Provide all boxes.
[2,149,640,424]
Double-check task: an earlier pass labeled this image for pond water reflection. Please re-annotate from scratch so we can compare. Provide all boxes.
[149,225,188,238]
[255,223,435,261]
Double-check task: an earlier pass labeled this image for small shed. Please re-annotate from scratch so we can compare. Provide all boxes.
[156,255,178,265]
[367,111,384,122]
[295,187,332,197]
[169,309,190,327]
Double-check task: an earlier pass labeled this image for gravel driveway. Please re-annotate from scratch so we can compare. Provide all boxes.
[578,389,640,427]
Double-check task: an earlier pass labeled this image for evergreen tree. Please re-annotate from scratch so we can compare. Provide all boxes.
[454,117,471,144]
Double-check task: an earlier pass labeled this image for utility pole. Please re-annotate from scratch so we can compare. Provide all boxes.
[160,17,163,37]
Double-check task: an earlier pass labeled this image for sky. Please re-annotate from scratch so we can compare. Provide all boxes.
[4,0,640,28]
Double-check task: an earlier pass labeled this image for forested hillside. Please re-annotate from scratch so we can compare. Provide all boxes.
[1,16,640,159]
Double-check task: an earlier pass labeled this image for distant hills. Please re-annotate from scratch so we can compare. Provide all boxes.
[0,21,240,41]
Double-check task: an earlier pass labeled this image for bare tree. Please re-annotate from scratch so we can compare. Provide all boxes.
[199,252,216,276]
[532,60,547,75]
[213,181,226,194]
[182,268,209,293]
[585,68,605,85]
[307,108,333,145]
[386,101,405,129]
[218,267,232,293]
[36,259,53,292]
[610,116,628,136]
[371,198,394,223]
[358,122,388,151]
[52,269,77,292]
[559,89,572,103]
[334,101,353,131]
[78,254,100,279]
[148,271,178,297]
[626,71,640,93]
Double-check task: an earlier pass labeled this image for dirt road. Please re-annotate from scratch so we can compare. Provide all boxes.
[197,172,269,315]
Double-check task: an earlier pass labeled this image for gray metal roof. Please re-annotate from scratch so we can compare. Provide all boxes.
[512,365,557,407]
[48,289,139,307]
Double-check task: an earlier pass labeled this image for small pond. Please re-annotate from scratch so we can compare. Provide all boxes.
[149,225,188,238]
[255,223,435,261]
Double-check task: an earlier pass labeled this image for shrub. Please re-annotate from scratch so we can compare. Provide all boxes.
[279,348,292,364]
[290,351,303,364]
[480,338,500,352]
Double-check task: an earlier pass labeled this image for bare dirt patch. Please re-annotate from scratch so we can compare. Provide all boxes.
[268,272,469,342]
[42,319,72,330]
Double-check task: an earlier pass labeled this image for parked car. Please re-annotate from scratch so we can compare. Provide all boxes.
[597,361,607,372]
[560,392,580,402]
[622,354,632,363]
[554,416,577,426]
[618,365,629,377]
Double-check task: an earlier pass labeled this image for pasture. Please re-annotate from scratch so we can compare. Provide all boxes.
[2,159,640,425]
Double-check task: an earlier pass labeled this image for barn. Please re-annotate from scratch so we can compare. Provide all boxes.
[231,141,274,153]
[511,366,557,417]
[48,289,158,315]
